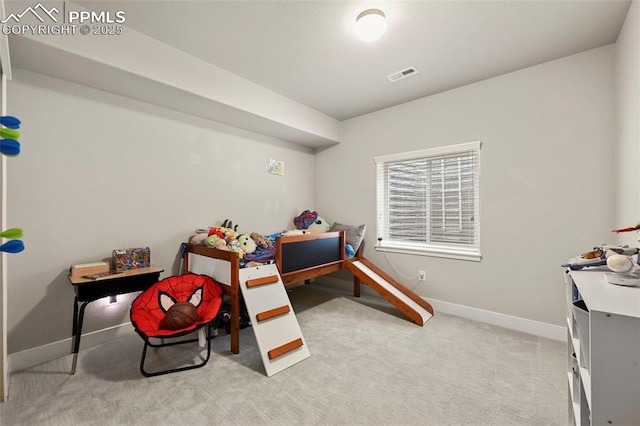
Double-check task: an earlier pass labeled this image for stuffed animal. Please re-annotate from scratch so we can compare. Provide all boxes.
[207,227,225,239]
[190,232,209,245]
[237,234,257,254]
[283,229,308,236]
[223,228,238,242]
[226,239,244,258]
[191,226,230,245]
[207,226,237,242]
[294,210,318,230]
[205,234,227,249]
[221,219,239,233]
[203,220,240,243]
[250,232,273,249]
[307,215,331,234]
[293,210,331,234]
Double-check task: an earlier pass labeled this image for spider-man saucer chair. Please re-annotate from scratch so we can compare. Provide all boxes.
[130,274,223,377]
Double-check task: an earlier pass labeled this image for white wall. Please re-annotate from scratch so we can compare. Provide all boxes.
[4,9,634,362]
[5,68,315,354]
[614,0,640,247]
[315,46,616,327]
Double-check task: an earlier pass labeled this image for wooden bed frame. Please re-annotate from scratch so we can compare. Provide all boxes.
[183,231,352,354]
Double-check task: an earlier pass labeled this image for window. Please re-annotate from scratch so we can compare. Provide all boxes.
[375,141,481,261]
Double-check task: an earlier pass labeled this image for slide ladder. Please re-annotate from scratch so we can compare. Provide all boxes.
[239,264,310,377]
[346,257,434,326]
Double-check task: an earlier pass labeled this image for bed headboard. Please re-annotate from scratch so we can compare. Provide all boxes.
[276,231,344,274]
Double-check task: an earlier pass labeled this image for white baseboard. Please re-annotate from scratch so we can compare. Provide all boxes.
[316,275,566,341]
[427,298,566,341]
[9,281,566,373]
[9,322,137,373]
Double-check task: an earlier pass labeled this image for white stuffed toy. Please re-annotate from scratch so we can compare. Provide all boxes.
[237,234,257,254]
[307,215,331,234]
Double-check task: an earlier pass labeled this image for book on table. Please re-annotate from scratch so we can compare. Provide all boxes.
[82,271,125,280]
[70,261,110,279]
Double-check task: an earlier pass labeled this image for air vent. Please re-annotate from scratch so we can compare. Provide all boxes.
[386,66,418,82]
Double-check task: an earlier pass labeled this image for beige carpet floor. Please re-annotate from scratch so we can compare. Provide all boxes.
[0,280,567,425]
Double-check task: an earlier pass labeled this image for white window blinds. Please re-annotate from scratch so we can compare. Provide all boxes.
[375,141,481,261]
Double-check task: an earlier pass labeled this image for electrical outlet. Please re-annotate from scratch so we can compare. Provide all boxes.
[418,270,426,281]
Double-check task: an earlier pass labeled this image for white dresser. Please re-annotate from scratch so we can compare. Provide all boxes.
[564,269,640,425]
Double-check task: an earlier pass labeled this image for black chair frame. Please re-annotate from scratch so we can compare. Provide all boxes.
[137,322,214,377]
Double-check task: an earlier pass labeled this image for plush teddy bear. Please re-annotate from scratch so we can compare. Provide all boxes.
[250,232,273,249]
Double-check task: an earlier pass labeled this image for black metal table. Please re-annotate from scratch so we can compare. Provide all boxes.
[68,265,164,374]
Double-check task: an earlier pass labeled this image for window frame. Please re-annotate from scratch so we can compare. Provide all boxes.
[374,141,482,262]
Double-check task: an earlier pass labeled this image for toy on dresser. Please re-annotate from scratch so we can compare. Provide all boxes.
[604,222,640,286]
[561,221,640,286]
[561,245,637,270]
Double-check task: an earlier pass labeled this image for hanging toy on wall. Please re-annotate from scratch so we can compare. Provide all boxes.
[0,128,19,139]
[0,239,24,254]
[0,228,23,239]
[0,138,20,156]
[0,116,21,157]
[0,116,21,129]
[0,228,24,253]
[0,116,25,254]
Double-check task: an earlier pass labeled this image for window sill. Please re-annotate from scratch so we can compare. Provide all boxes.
[374,244,482,262]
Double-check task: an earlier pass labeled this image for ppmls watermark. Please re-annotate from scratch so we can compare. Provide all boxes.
[1,2,125,36]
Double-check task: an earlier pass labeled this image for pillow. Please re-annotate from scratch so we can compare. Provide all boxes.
[329,222,366,254]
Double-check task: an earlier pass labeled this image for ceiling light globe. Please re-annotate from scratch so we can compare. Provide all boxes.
[355,9,386,42]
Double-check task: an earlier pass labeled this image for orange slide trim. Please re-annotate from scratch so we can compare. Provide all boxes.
[356,257,434,315]
[256,305,290,322]
[346,257,434,325]
[246,275,279,288]
[268,338,304,360]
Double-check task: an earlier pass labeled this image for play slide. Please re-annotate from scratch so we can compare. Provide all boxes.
[346,257,434,326]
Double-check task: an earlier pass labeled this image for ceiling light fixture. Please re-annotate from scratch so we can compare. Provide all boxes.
[355,9,386,42]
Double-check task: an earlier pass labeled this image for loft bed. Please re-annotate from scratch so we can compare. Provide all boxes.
[183,231,354,354]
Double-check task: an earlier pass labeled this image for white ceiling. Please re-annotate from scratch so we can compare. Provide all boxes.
[50,1,636,120]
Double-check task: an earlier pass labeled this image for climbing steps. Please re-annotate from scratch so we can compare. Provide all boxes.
[346,257,434,326]
[239,264,310,377]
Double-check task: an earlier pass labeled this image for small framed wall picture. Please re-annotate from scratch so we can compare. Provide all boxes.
[268,159,285,176]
